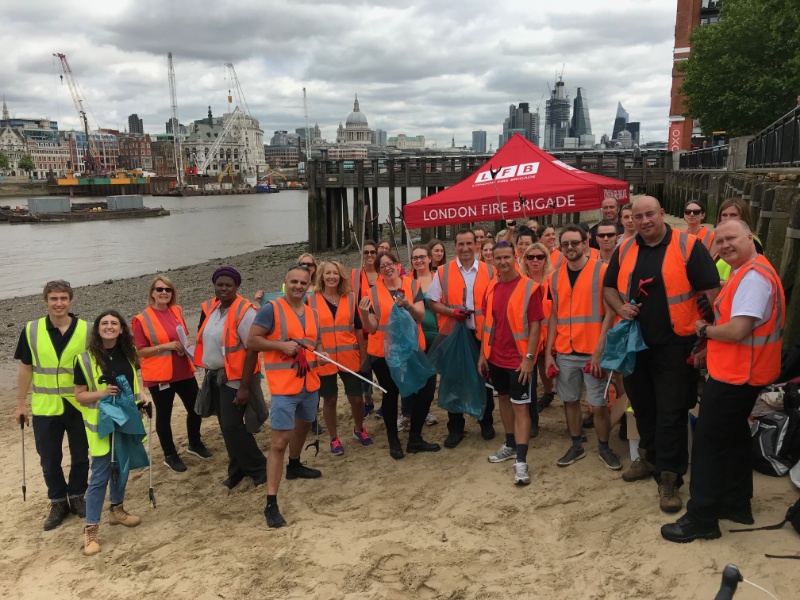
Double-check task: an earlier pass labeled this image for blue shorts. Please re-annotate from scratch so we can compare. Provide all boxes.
[270,388,319,430]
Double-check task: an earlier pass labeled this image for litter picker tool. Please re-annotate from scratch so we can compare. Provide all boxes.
[348,220,362,254]
[110,431,120,484]
[385,216,402,259]
[397,207,413,267]
[488,165,508,225]
[290,339,388,393]
[146,404,156,509]
[306,402,321,456]
[19,417,26,501]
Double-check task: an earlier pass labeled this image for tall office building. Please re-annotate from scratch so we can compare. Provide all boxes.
[371,128,387,146]
[500,103,538,147]
[472,130,487,153]
[127,113,143,135]
[611,102,629,140]
[569,88,592,138]
[625,122,640,145]
[544,80,570,149]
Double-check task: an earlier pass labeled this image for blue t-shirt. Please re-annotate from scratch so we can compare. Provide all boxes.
[254,301,306,335]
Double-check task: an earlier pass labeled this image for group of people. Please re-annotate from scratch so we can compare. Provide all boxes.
[14,193,785,548]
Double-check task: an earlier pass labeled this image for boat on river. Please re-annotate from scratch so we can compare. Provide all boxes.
[7,195,169,224]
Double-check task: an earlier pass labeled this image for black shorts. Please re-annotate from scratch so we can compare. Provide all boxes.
[319,371,363,398]
[487,362,535,404]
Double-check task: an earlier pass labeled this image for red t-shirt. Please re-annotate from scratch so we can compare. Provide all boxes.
[133,308,195,387]
[483,276,545,369]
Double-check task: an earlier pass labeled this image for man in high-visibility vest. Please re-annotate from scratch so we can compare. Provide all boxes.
[662,220,785,543]
[428,228,497,447]
[241,264,329,528]
[14,280,89,531]
[544,224,619,470]
[603,196,720,514]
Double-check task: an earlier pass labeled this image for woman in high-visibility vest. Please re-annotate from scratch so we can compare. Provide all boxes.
[309,260,372,455]
[683,201,715,253]
[714,198,764,281]
[74,309,150,556]
[480,239,495,266]
[410,245,439,429]
[133,275,209,473]
[255,253,317,305]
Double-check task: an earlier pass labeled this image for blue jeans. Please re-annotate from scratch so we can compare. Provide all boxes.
[85,451,125,525]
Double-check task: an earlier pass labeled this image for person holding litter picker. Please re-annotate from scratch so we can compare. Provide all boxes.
[74,309,151,556]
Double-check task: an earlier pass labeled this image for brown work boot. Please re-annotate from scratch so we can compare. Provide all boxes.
[108,503,141,527]
[658,472,683,513]
[621,448,655,482]
[84,524,100,556]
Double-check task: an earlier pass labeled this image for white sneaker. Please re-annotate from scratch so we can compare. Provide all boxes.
[397,415,410,432]
[513,462,531,486]
[425,412,438,426]
[488,443,516,463]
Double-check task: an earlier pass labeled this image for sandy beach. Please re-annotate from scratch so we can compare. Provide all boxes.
[1,233,799,599]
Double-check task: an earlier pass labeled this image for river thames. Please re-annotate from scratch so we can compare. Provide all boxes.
[1,189,422,299]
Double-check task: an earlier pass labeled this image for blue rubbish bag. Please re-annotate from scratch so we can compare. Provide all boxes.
[600,318,648,377]
[385,304,437,397]
[428,322,486,420]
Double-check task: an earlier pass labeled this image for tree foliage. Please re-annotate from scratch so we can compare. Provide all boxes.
[678,0,800,137]
[18,153,35,173]
[0,152,9,170]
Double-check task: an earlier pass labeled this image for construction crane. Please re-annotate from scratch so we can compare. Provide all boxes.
[167,53,184,187]
[193,106,241,174]
[302,88,312,165]
[53,52,99,174]
[224,62,256,186]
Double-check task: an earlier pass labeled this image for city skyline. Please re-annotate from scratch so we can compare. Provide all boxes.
[1,1,675,148]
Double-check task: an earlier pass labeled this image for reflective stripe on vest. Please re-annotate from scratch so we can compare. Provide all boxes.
[696,226,715,253]
[194,295,260,380]
[616,229,698,336]
[551,259,606,355]
[707,256,785,386]
[262,297,321,394]
[76,351,140,457]
[27,318,88,416]
[436,261,495,336]
[367,278,425,357]
[308,292,360,376]
[135,305,192,382]
[481,276,538,361]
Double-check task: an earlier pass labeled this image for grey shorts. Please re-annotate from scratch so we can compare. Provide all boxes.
[555,353,608,407]
[270,389,319,430]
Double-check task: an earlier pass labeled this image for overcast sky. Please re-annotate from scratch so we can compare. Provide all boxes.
[1,0,676,148]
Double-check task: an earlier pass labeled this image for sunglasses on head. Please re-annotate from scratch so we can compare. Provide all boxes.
[154,287,173,293]
[595,232,617,239]
[47,279,71,288]
[684,208,703,215]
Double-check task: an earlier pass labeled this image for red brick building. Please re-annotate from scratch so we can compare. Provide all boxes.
[151,140,176,178]
[118,133,153,171]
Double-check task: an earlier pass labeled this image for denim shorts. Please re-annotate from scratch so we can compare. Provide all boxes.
[270,388,319,430]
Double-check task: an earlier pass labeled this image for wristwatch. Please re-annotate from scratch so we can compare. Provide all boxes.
[525,352,534,360]
[698,325,708,338]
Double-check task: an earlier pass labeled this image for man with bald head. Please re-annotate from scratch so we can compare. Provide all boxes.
[662,220,784,542]
[603,196,719,514]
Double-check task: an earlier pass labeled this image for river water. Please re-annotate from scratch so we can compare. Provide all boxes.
[0,189,422,299]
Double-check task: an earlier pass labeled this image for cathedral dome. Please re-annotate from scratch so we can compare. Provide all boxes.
[346,94,368,127]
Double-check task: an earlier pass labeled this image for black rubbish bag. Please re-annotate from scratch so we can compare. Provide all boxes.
[428,322,486,420]
[752,412,794,477]
[385,304,437,397]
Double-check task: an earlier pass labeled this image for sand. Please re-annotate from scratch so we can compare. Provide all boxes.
[1,228,799,599]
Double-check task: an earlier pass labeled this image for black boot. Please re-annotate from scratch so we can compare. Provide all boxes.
[44,499,71,531]
[69,495,86,518]
[406,437,441,453]
[388,437,405,460]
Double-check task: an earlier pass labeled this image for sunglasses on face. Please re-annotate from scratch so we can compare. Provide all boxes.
[560,240,583,248]
[154,287,173,293]
[526,254,546,261]
[299,262,315,268]
[363,250,377,255]
[595,233,617,239]
[684,209,703,216]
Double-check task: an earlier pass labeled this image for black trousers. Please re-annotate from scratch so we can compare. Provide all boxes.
[686,377,761,527]
[32,399,89,501]
[148,377,203,456]
[208,378,266,481]
[623,339,695,482]
[371,357,436,441]
[447,333,495,434]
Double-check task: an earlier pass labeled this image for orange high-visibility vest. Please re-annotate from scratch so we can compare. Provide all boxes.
[367,278,425,357]
[134,305,193,382]
[481,275,540,361]
[262,297,321,394]
[707,255,784,386]
[350,267,381,300]
[550,258,607,355]
[200,298,214,320]
[539,275,553,356]
[308,292,360,376]
[550,249,565,271]
[194,295,260,380]
[435,260,495,336]
[616,229,699,337]
[696,226,715,254]
[588,247,600,261]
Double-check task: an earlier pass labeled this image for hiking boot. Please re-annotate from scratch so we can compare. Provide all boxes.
[397,415,410,432]
[353,427,374,446]
[69,495,86,518]
[660,513,721,543]
[658,472,683,514]
[43,499,70,531]
[556,445,586,467]
[621,449,655,482]
[536,391,555,412]
[599,447,622,471]
[406,438,441,453]
[264,502,286,529]
[513,462,531,486]
[164,454,187,473]
[286,462,322,480]
[388,437,405,460]
[84,524,100,556]
[488,443,516,463]
[109,503,141,527]
[443,432,464,449]
[480,422,496,440]
[425,412,438,426]
[330,437,345,456]
[187,443,213,459]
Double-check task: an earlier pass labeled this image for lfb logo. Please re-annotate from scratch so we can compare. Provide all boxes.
[474,162,539,183]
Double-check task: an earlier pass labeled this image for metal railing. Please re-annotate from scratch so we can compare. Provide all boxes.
[746,105,800,168]
[679,145,729,169]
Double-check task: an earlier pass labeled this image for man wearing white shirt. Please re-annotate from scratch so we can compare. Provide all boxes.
[429,229,497,447]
